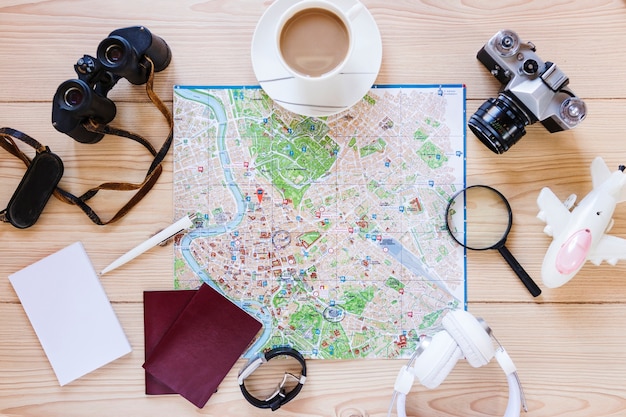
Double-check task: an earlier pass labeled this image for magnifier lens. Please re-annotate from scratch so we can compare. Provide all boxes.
[445,185,542,297]
[447,186,512,250]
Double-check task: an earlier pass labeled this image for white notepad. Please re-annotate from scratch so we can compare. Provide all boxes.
[8,242,132,386]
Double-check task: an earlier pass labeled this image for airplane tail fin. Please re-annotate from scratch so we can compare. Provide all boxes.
[591,157,611,190]
[593,157,626,203]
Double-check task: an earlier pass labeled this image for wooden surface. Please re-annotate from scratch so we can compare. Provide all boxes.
[2,1,626,416]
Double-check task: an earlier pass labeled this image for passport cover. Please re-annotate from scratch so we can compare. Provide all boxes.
[143,289,196,395]
[143,283,262,408]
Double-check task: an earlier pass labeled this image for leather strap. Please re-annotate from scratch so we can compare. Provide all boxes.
[0,127,47,164]
[1,56,172,226]
[238,346,307,411]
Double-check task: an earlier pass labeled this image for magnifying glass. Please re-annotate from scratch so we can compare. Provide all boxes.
[445,185,541,297]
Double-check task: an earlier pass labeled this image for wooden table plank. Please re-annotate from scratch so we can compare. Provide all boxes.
[2,1,626,416]
[1,303,625,416]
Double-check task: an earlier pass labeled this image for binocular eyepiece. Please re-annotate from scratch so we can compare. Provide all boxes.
[53,78,117,142]
[52,26,171,144]
[97,26,171,85]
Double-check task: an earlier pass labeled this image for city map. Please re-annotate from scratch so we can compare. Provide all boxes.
[172,85,466,359]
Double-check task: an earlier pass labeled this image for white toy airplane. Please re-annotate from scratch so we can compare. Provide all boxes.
[537,157,626,288]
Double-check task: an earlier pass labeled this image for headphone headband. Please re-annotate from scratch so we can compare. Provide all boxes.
[390,310,527,417]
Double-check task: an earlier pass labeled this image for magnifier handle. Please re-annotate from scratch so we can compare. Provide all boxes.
[498,245,542,297]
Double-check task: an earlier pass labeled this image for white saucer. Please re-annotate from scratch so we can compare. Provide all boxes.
[251,0,382,117]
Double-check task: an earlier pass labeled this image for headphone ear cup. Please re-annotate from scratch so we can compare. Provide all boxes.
[413,331,462,389]
[442,310,495,368]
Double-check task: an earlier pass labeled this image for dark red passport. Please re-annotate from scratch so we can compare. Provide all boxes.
[143,289,196,395]
[143,283,263,408]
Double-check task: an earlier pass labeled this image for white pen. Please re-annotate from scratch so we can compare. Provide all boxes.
[99,214,194,275]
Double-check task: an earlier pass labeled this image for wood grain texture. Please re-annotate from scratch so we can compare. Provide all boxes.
[1,1,626,416]
[2,303,625,416]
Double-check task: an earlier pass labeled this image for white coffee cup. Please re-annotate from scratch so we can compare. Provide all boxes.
[251,0,381,116]
[275,0,364,82]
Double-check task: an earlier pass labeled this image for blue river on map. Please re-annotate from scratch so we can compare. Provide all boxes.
[175,88,269,357]
[173,87,460,357]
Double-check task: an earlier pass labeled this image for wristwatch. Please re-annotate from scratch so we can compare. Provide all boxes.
[238,346,307,411]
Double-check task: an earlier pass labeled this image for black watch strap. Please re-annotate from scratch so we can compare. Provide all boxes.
[238,347,307,411]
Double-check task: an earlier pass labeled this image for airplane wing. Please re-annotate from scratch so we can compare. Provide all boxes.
[587,234,626,265]
[537,187,571,238]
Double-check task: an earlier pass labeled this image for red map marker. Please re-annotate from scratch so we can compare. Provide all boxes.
[256,188,264,204]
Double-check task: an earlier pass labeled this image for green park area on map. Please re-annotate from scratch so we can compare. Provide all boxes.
[172,85,466,359]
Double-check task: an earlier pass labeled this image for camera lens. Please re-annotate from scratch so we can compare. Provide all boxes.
[468,94,531,154]
[63,86,84,107]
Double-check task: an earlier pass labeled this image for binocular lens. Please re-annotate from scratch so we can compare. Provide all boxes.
[95,27,172,84]
[468,94,530,154]
[104,44,125,65]
[98,37,132,70]
[63,87,84,107]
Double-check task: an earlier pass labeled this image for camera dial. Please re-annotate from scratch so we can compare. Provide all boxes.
[494,30,519,57]
[522,59,539,75]
[560,98,586,126]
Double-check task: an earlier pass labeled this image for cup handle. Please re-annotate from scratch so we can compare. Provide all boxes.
[345,2,364,21]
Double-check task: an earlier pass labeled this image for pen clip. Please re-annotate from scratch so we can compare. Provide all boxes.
[158,214,194,246]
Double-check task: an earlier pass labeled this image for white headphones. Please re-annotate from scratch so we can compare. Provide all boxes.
[390,309,528,417]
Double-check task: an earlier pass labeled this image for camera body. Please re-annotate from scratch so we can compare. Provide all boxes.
[469,30,586,154]
[52,26,171,144]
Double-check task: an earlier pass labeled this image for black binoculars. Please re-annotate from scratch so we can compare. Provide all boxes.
[52,26,171,144]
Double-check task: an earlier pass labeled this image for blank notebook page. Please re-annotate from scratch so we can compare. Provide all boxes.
[8,241,132,386]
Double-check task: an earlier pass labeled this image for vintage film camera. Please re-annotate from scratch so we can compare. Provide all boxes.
[468,30,586,154]
[52,26,171,144]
